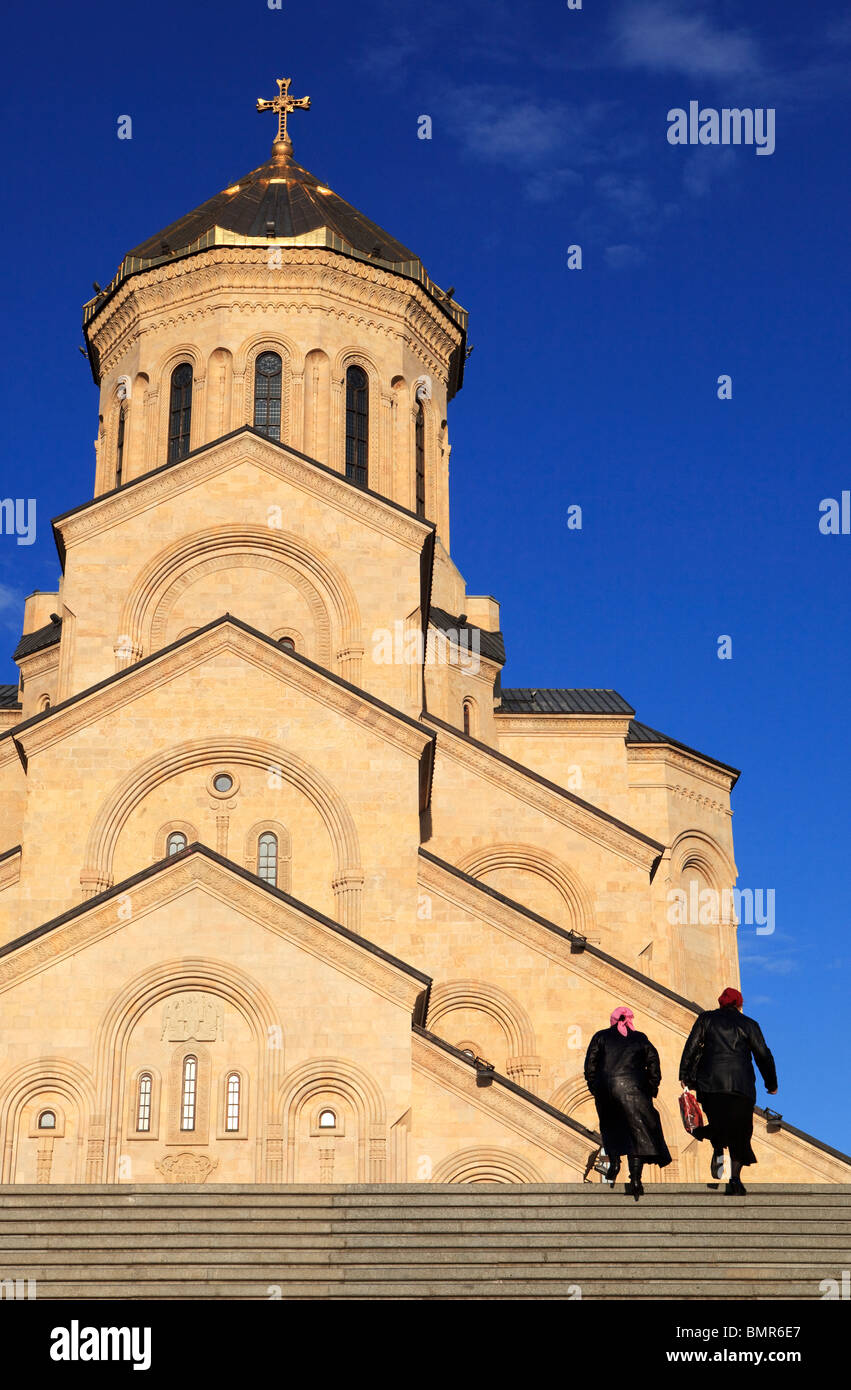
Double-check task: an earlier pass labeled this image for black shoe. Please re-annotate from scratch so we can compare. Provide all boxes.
[625,1179,644,1201]
[606,1162,621,1186]
[710,1150,725,1180]
[725,1177,747,1196]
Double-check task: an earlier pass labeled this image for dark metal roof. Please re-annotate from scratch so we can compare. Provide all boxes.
[12,617,62,663]
[627,719,740,781]
[0,685,21,710]
[429,607,506,666]
[82,145,468,394]
[125,151,421,268]
[498,688,634,715]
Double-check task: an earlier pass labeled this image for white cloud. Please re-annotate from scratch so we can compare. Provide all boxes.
[611,1,763,80]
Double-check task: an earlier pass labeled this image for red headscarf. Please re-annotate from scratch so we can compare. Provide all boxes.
[718,987,743,1009]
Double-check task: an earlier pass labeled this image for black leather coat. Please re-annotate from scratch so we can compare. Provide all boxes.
[585,1026,662,1097]
[584,1026,671,1164]
[679,1006,777,1102]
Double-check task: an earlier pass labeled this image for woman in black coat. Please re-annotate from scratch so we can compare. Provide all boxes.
[679,986,778,1196]
[584,1006,672,1199]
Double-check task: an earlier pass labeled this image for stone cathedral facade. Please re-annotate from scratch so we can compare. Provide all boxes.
[0,83,845,1188]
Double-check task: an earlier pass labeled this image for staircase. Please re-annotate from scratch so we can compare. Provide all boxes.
[1,1184,848,1299]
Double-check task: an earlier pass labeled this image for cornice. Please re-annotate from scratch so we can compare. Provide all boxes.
[0,849,428,1013]
[417,852,696,1036]
[496,714,632,736]
[12,619,433,765]
[412,1032,590,1167]
[627,742,736,794]
[55,431,428,555]
[89,249,461,382]
[15,647,59,680]
[0,847,22,893]
[425,718,662,872]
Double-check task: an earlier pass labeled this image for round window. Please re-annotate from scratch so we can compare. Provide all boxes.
[213,773,233,793]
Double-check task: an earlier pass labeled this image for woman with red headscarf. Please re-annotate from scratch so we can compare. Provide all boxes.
[679,987,778,1195]
[584,1006,672,1199]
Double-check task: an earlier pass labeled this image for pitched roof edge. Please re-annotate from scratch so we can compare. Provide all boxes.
[413,1024,600,1144]
[751,1108,851,1167]
[418,847,703,1013]
[0,842,432,990]
[2,614,436,756]
[51,425,435,569]
[423,713,664,857]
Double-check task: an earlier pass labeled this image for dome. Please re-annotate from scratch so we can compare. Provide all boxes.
[83,115,466,343]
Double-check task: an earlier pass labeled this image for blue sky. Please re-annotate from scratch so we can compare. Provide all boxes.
[1,1,849,1151]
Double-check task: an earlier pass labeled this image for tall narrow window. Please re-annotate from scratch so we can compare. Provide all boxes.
[345,366,369,487]
[168,363,193,462]
[166,832,187,855]
[463,700,471,735]
[254,352,282,440]
[116,406,126,486]
[415,401,426,518]
[226,1073,241,1132]
[258,832,278,887]
[136,1074,152,1132]
[181,1056,197,1130]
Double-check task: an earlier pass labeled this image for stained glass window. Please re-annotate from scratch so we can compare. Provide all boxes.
[254,352,282,440]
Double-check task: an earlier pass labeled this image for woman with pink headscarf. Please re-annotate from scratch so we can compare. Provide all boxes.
[584,1006,672,1199]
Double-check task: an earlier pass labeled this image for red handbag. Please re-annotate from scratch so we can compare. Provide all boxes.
[679,1087,704,1134]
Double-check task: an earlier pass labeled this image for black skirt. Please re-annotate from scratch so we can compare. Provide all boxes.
[594,1079,672,1166]
[697,1091,757,1165]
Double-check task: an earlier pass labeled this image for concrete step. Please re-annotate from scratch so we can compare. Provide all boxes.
[1,1234,845,1256]
[0,1185,847,1300]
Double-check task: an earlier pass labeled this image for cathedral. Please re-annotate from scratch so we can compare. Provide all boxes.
[0,79,845,1190]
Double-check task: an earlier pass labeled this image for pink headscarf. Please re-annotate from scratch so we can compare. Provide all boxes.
[610,1006,635,1037]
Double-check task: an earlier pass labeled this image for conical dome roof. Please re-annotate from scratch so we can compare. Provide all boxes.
[84,142,466,341]
[125,148,419,267]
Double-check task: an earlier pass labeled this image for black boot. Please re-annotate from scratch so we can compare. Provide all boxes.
[606,1157,621,1186]
[625,1158,644,1201]
[725,1159,747,1196]
[710,1149,725,1180]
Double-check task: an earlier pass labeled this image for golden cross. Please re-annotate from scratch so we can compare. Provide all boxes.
[257,77,311,155]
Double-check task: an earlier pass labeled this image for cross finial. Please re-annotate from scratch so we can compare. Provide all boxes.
[257,77,311,158]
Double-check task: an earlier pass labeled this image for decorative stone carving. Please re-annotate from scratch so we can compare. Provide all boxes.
[161,993,224,1042]
[155,1151,219,1183]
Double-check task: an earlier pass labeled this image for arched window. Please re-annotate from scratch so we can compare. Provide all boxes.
[136,1074,152,1132]
[166,831,187,856]
[415,401,426,518]
[278,636,296,653]
[116,405,126,485]
[168,363,193,462]
[345,365,369,487]
[462,698,477,737]
[254,352,282,440]
[37,1110,56,1130]
[258,832,278,887]
[225,1073,241,1132]
[180,1055,197,1130]
[318,1109,336,1128]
